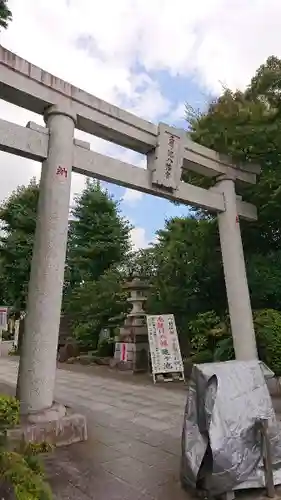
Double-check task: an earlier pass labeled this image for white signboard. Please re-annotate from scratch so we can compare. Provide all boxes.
[0,306,8,330]
[147,314,184,381]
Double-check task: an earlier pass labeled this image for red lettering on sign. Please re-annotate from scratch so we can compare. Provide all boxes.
[160,338,168,348]
[157,316,164,329]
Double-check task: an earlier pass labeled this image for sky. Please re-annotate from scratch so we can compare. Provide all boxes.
[1,0,281,249]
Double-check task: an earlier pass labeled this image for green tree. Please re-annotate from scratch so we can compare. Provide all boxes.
[127,216,225,356]
[189,310,229,364]
[66,179,131,287]
[213,309,281,376]
[65,267,129,351]
[64,179,132,348]
[0,0,12,30]
[187,66,281,255]
[154,216,225,316]
[123,247,158,280]
[0,179,38,310]
[133,56,281,358]
[184,56,281,313]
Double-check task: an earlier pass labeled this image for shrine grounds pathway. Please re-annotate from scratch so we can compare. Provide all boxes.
[0,351,189,500]
[0,344,279,499]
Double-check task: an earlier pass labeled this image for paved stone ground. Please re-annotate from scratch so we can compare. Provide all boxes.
[0,355,190,499]
[0,344,277,499]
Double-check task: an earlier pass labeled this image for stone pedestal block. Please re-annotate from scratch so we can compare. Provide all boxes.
[8,404,87,448]
[114,341,149,372]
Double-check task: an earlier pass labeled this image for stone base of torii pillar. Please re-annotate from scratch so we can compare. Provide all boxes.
[7,401,87,447]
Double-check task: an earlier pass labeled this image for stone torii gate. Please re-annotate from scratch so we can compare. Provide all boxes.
[0,46,260,420]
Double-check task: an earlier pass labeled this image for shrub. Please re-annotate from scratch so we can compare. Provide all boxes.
[184,308,281,376]
[97,338,115,357]
[0,395,19,431]
[254,309,281,376]
[0,394,53,500]
[0,451,52,500]
[189,311,229,360]
[213,337,235,362]
[2,329,13,341]
[207,308,281,375]
[191,349,214,364]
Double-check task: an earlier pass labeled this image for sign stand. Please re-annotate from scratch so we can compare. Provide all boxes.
[147,314,185,383]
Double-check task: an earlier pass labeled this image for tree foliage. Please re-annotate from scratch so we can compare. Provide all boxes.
[184,308,281,376]
[0,179,38,310]
[187,62,281,255]
[64,268,129,351]
[127,56,281,359]
[66,179,131,287]
[179,57,281,360]
[130,216,226,355]
[64,179,132,348]
[0,394,53,499]
[0,178,132,353]
[0,0,12,30]
[184,56,281,314]
[122,247,158,280]
[254,309,281,376]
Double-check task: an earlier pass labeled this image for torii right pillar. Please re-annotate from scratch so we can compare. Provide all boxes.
[216,175,258,361]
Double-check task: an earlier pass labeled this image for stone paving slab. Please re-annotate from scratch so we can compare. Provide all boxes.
[0,356,279,499]
[0,359,189,499]
[44,418,187,500]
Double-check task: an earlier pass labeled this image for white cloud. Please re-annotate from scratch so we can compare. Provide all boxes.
[4,1,281,91]
[125,76,171,121]
[4,0,281,106]
[130,227,149,250]
[0,0,171,204]
[1,0,281,205]
[123,189,143,206]
[165,102,186,127]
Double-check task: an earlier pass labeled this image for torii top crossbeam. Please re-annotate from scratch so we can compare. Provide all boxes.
[0,46,260,181]
[0,45,259,220]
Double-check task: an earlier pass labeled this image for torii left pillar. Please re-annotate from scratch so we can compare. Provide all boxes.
[16,104,86,443]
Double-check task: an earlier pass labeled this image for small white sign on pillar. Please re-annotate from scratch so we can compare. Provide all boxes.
[114,342,128,361]
[0,306,8,330]
[13,319,20,350]
[147,314,185,383]
[0,306,8,355]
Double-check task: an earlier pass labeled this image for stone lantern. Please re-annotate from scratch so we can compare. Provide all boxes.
[114,277,150,372]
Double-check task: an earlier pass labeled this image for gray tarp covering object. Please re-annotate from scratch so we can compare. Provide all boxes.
[180,360,281,496]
